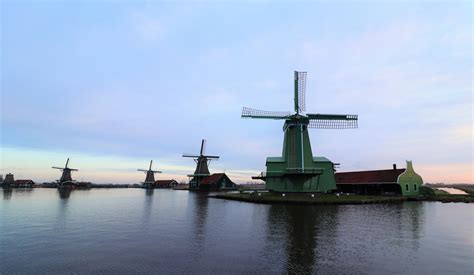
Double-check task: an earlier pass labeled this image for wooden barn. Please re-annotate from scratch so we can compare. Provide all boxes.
[197,173,237,191]
[154,179,178,189]
[13,180,35,187]
[335,161,423,197]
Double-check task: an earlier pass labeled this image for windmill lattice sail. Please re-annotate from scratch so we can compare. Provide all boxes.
[308,115,358,129]
[138,160,162,188]
[52,158,78,186]
[295,71,307,113]
[241,71,359,193]
[182,139,220,190]
[241,107,291,119]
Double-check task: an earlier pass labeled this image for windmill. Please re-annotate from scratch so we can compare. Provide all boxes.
[138,160,162,188]
[183,139,219,190]
[52,158,78,187]
[242,71,358,193]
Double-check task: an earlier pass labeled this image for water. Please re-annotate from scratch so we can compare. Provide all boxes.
[1,188,473,274]
[436,187,469,195]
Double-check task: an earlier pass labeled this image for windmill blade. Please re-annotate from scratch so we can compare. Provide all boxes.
[203,155,220,159]
[65,158,70,168]
[294,71,307,113]
[182,154,200,158]
[151,170,162,173]
[307,113,358,129]
[52,166,64,170]
[200,139,206,155]
[149,160,153,170]
[138,169,149,172]
[242,107,291,119]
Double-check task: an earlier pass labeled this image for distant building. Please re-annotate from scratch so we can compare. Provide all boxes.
[197,173,237,191]
[335,161,423,197]
[154,180,178,189]
[13,180,35,187]
[4,173,14,184]
[2,173,35,188]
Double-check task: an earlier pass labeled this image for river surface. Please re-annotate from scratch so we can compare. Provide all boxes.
[1,188,473,274]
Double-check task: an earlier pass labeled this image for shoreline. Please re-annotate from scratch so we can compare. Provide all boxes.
[212,192,474,204]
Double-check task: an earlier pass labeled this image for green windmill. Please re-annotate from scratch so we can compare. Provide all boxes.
[242,71,358,193]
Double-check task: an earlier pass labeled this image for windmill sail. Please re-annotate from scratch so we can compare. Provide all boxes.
[295,71,307,113]
[52,158,78,185]
[183,139,220,189]
[241,107,291,119]
[307,114,358,129]
[200,139,206,155]
[138,160,162,187]
[241,71,359,193]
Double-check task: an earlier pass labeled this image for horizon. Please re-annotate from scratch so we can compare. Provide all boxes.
[1,1,472,184]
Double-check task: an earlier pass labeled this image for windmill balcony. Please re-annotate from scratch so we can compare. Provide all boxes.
[285,168,324,175]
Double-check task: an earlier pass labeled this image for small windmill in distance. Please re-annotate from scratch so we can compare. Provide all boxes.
[52,158,78,187]
[138,160,161,188]
[183,139,219,190]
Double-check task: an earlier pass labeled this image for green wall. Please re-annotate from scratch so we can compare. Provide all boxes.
[398,161,423,196]
[264,124,337,193]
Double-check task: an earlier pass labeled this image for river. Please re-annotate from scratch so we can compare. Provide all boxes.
[1,188,473,274]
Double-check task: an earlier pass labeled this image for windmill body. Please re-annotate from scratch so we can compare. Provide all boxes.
[183,139,219,190]
[52,158,78,187]
[242,71,358,193]
[138,160,162,188]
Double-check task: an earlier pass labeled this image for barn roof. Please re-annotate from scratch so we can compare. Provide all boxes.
[154,180,177,184]
[200,173,226,185]
[154,180,177,187]
[335,169,405,184]
[15,180,34,184]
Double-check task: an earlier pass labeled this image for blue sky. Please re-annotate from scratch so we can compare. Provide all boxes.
[1,1,472,184]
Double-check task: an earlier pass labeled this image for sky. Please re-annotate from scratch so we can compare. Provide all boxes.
[1,1,472,184]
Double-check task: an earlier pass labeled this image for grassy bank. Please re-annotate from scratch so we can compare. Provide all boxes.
[214,192,406,205]
[214,190,474,205]
[410,194,474,203]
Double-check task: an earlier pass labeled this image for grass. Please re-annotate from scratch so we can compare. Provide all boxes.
[433,188,449,195]
[411,194,474,203]
[214,192,406,205]
[458,187,474,195]
[214,186,474,205]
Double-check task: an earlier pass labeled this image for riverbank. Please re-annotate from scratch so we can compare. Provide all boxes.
[213,193,407,205]
[213,192,474,204]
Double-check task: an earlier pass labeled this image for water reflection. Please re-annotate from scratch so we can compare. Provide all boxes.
[403,202,425,249]
[57,188,72,199]
[143,189,155,225]
[265,205,339,274]
[3,188,13,200]
[145,189,154,196]
[190,193,209,251]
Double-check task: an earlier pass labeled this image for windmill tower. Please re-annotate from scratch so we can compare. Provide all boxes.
[138,160,162,188]
[242,71,358,193]
[52,158,78,187]
[183,139,219,190]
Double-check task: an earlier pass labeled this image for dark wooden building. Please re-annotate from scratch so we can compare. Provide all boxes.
[13,180,35,187]
[197,173,237,191]
[154,180,178,189]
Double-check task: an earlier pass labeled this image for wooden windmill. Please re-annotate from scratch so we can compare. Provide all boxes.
[52,158,78,187]
[138,160,162,188]
[183,139,219,190]
[242,71,358,193]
